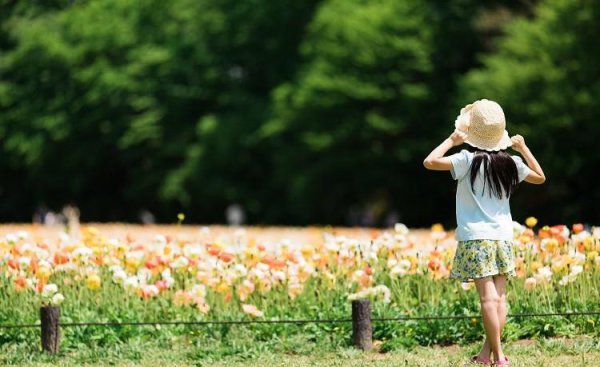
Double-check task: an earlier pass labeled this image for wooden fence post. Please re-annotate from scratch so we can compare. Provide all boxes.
[351,299,372,351]
[40,305,60,354]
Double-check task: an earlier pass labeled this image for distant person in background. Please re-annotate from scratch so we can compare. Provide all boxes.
[423,99,545,366]
[33,203,59,226]
[62,203,80,239]
[34,203,80,228]
[139,209,156,225]
[33,204,50,224]
[226,203,245,226]
[44,211,58,226]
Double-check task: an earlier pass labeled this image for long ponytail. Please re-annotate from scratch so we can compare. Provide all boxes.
[467,146,519,199]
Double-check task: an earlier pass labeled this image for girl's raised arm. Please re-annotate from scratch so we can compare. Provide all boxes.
[423,130,467,171]
[510,135,546,184]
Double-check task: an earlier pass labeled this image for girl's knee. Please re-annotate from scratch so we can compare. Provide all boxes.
[479,294,500,305]
[497,294,507,304]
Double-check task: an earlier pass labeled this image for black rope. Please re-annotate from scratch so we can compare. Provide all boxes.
[58,318,353,327]
[372,311,600,322]
[508,311,600,318]
[373,315,475,321]
[0,324,39,329]
[1,311,598,329]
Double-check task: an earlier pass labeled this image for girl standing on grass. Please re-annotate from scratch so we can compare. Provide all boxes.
[423,99,545,366]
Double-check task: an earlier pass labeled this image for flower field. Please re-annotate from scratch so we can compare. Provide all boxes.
[0,221,599,352]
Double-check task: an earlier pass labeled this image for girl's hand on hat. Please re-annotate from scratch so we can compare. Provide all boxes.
[512,134,546,184]
[510,134,526,153]
[450,129,467,146]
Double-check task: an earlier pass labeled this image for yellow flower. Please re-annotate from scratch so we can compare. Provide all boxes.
[431,223,444,232]
[257,279,272,293]
[588,251,598,261]
[287,283,304,300]
[177,213,185,222]
[173,290,193,306]
[541,238,559,252]
[243,248,260,263]
[86,274,101,290]
[530,261,542,272]
[36,267,52,281]
[551,258,566,273]
[319,271,336,289]
[584,237,594,251]
[525,217,538,228]
[565,255,577,265]
[125,257,141,270]
[216,281,230,293]
[300,246,313,258]
[517,235,532,244]
[85,226,100,236]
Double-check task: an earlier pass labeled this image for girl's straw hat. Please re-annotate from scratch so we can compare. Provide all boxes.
[455,99,512,151]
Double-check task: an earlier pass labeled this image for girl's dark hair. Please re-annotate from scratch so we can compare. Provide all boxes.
[466,145,519,199]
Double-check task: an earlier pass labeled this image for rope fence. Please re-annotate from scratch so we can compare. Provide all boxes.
[1,304,599,353]
[2,310,599,329]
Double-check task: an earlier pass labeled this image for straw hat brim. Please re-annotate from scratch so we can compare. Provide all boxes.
[464,130,512,152]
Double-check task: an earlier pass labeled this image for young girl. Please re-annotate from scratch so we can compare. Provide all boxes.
[423,99,545,366]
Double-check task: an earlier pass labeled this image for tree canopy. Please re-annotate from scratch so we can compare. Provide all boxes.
[460,0,600,224]
[0,0,595,226]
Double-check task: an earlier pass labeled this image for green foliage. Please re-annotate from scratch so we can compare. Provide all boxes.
[0,271,598,355]
[1,0,219,219]
[4,336,597,366]
[459,0,600,224]
[0,0,596,226]
[261,0,435,224]
[0,0,320,222]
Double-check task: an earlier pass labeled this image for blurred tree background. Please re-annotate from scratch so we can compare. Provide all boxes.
[0,0,596,227]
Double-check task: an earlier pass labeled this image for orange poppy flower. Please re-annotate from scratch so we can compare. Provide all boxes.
[572,223,584,234]
[219,252,234,263]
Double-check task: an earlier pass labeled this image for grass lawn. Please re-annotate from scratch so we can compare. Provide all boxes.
[2,337,598,367]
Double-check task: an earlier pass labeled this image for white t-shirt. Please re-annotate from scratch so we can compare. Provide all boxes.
[448,149,530,241]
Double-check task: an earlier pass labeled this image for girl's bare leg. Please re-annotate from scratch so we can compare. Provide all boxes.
[474,277,505,362]
[494,275,508,334]
[478,275,508,360]
[478,337,491,360]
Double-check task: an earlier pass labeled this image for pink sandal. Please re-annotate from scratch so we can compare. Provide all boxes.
[469,355,493,365]
[495,356,510,366]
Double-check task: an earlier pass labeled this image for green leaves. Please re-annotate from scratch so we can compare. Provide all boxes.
[458,0,600,224]
[0,0,598,225]
[259,0,436,224]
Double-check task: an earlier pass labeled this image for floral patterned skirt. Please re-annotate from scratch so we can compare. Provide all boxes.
[450,239,516,282]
